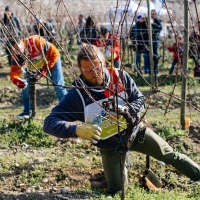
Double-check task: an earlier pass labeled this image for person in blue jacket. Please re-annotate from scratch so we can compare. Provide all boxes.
[151,9,162,75]
[131,10,162,75]
[43,44,200,195]
[131,14,149,74]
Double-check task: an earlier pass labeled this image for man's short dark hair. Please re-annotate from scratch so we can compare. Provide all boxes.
[151,9,157,14]
[100,27,108,36]
[5,6,11,11]
[77,44,105,67]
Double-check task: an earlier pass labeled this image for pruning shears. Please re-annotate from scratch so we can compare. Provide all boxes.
[91,115,103,127]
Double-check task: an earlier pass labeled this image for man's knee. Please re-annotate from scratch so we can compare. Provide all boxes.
[144,127,175,163]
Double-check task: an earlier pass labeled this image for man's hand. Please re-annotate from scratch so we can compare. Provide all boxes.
[117,105,128,113]
[13,78,27,89]
[39,67,48,78]
[109,105,128,114]
[76,123,102,144]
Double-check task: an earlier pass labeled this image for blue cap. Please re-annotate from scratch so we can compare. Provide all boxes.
[137,15,143,21]
[5,6,11,11]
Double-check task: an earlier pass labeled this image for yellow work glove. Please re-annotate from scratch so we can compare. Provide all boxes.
[76,123,102,144]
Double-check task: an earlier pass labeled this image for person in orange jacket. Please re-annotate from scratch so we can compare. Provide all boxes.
[93,27,121,69]
[9,35,67,117]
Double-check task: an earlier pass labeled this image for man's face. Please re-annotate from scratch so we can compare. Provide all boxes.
[151,11,157,19]
[103,32,109,40]
[80,58,104,86]
[37,22,43,28]
[5,10,12,17]
[139,17,145,23]
[78,15,82,20]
